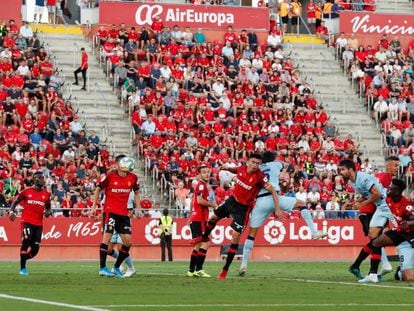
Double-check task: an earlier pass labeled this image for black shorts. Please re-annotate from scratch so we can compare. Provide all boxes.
[281,16,289,25]
[214,196,251,233]
[104,213,132,235]
[190,221,207,239]
[291,16,299,25]
[359,213,373,236]
[22,222,42,245]
[385,230,414,246]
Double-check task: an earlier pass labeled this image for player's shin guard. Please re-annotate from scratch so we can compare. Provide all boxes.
[189,249,198,273]
[109,249,119,259]
[369,247,382,274]
[100,243,109,269]
[196,248,208,271]
[202,221,216,241]
[223,243,238,271]
[351,242,373,269]
[300,207,317,235]
[241,236,255,268]
[114,245,130,268]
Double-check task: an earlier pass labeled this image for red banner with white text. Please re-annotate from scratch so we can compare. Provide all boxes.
[0,218,367,247]
[99,2,269,30]
[340,11,414,37]
[0,0,21,22]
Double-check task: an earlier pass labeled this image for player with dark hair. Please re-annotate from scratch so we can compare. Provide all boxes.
[372,179,414,281]
[347,156,400,280]
[239,151,327,276]
[187,165,217,278]
[91,154,143,278]
[201,153,284,279]
[9,172,52,275]
[339,159,393,283]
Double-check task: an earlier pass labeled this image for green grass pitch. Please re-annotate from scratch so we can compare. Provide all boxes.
[0,261,413,311]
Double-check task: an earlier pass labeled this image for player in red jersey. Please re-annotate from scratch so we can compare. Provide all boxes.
[201,153,284,279]
[373,179,414,281]
[187,166,218,278]
[91,155,143,278]
[348,156,400,280]
[9,172,52,276]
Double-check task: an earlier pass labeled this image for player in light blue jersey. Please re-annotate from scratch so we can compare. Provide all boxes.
[339,159,394,283]
[239,151,327,276]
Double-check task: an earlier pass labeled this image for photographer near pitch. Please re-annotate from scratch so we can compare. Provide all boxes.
[159,208,173,262]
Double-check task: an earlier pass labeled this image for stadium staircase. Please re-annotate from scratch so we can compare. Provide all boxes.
[375,0,414,13]
[42,33,162,205]
[288,42,385,168]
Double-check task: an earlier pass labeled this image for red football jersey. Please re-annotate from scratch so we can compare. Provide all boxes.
[19,187,51,226]
[386,196,414,233]
[99,172,139,216]
[233,166,269,207]
[190,180,210,222]
[360,172,393,214]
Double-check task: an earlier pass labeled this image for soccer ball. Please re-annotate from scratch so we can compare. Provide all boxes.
[119,156,135,172]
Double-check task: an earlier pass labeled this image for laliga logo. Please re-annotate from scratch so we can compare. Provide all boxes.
[135,5,163,26]
[264,220,286,245]
[145,219,161,244]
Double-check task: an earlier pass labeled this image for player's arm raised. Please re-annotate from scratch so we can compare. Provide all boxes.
[9,194,23,222]
[353,185,382,210]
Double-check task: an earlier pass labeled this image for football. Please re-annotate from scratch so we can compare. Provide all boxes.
[118,156,135,172]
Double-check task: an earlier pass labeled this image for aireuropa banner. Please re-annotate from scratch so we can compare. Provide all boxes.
[99,2,269,30]
[0,0,21,22]
[0,218,366,247]
[340,11,414,37]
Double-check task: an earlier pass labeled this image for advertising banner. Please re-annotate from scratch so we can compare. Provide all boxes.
[0,0,21,22]
[0,218,367,246]
[340,11,414,37]
[99,2,269,30]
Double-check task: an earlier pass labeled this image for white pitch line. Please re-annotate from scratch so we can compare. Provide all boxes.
[0,293,109,311]
[272,277,414,291]
[92,304,414,308]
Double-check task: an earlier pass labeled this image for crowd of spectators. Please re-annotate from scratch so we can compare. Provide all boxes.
[0,19,115,218]
[335,33,414,183]
[93,16,390,220]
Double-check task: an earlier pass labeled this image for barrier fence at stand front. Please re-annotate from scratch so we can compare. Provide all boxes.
[0,218,391,261]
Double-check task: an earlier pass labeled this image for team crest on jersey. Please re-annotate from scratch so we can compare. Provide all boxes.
[114,182,118,185]
[128,182,131,186]
[249,177,253,182]
[28,194,32,198]
[42,196,45,199]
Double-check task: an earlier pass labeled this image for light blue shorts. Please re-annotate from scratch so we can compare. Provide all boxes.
[250,195,297,228]
[397,241,414,271]
[369,204,394,228]
[110,232,123,244]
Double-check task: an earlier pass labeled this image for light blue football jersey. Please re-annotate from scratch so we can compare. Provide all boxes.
[258,161,283,195]
[351,171,387,207]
